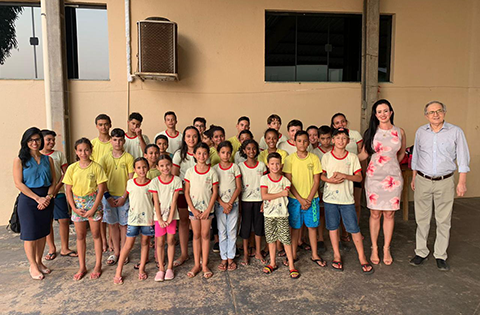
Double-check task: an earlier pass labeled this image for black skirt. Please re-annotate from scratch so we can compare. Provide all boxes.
[17,187,54,241]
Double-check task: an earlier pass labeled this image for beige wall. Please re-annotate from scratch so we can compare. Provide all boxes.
[1,0,479,224]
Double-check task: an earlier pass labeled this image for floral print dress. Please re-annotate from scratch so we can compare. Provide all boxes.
[365,126,403,210]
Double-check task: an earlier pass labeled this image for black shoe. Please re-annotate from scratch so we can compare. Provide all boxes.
[318,241,327,254]
[213,242,220,253]
[409,255,428,266]
[436,259,450,271]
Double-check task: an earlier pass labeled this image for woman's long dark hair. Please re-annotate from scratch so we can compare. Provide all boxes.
[180,126,200,162]
[363,99,395,156]
[19,127,43,167]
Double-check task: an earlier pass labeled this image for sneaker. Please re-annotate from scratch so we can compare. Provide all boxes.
[155,271,165,282]
[436,259,450,271]
[213,242,220,253]
[409,255,428,266]
[165,268,175,280]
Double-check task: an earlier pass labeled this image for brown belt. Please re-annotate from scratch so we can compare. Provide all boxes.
[418,171,454,181]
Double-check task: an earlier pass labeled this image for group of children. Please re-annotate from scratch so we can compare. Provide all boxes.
[42,110,374,283]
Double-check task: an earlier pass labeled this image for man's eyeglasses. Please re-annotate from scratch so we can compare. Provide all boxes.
[426,109,445,116]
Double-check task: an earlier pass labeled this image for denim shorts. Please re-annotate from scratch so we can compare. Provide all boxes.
[126,225,155,237]
[102,196,129,226]
[53,194,70,220]
[287,197,320,229]
[324,202,360,233]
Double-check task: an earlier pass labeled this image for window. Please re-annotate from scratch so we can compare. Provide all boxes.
[265,12,393,82]
[0,4,109,80]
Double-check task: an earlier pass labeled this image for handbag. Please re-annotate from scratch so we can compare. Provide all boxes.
[7,194,21,233]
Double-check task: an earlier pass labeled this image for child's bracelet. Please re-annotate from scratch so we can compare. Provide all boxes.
[104,192,111,199]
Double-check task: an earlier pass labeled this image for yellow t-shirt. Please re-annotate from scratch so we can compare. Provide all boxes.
[63,161,108,196]
[228,136,242,156]
[99,151,135,196]
[258,149,288,166]
[209,147,220,166]
[283,152,322,199]
[91,137,112,162]
[133,168,161,180]
[321,151,361,205]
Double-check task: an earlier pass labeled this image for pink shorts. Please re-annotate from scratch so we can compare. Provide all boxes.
[155,220,177,237]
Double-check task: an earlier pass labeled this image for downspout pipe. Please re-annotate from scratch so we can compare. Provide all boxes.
[40,0,52,129]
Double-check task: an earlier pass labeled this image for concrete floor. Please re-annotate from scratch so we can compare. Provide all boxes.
[1,198,479,315]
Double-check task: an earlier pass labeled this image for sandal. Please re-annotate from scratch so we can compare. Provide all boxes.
[361,263,374,275]
[227,261,237,271]
[113,276,123,285]
[218,262,228,272]
[340,234,351,243]
[370,246,380,265]
[187,267,200,278]
[277,249,286,257]
[289,269,301,279]
[134,260,150,270]
[44,252,57,261]
[311,257,327,268]
[173,256,190,267]
[90,272,102,280]
[106,255,118,266]
[73,271,87,281]
[332,260,344,271]
[298,243,311,251]
[155,271,165,282]
[29,268,45,280]
[383,246,393,266]
[138,272,148,281]
[203,271,213,279]
[60,251,78,257]
[263,265,278,274]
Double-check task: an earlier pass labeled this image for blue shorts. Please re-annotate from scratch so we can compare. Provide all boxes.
[126,225,155,237]
[102,196,129,226]
[287,197,320,229]
[324,202,360,233]
[53,193,70,220]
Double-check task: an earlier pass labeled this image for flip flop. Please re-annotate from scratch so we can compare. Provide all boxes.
[60,251,78,257]
[73,271,87,281]
[44,252,57,261]
[283,257,299,267]
[361,263,374,275]
[203,271,213,279]
[134,260,150,270]
[218,262,228,272]
[187,268,200,278]
[113,276,123,285]
[298,243,311,251]
[263,265,278,274]
[277,249,286,257]
[90,272,102,280]
[332,260,344,271]
[289,269,301,279]
[227,261,237,271]
[311,257,327,268]
[138,272,148,281]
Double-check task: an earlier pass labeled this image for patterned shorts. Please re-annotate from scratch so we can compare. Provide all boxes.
[264,217,291,245]
[72,192,103,222]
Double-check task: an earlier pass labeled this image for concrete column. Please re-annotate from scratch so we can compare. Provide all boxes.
[41,0,70,160]
[361,0,380,133]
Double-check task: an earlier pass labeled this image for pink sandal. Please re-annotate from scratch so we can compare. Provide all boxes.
[113,276,123,285]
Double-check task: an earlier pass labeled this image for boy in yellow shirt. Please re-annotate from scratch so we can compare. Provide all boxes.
[228,116,250,156]
[283,130,326,267]
[99,128,135,265]
[91,114,113,162]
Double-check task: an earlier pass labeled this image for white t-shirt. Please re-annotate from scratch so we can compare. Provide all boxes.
[126,178,155,226]
[124,134,150,159]
[45,150,68,194]
[259,133,287,151]
[346,129,363,155]
[148,175,183,221]
[172,151,211,194]
[155,130,183,154]
[321,151,362,205]
[234,151,246,164]
[238,161,267,202]
[184,165,219,213]
[277,139,297,155]
[260,174,291,217]
[213,163,242,203]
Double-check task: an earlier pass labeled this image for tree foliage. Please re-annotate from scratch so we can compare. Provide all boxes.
[0,6,24,65]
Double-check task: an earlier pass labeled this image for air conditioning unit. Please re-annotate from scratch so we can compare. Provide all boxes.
[135,18,178,81]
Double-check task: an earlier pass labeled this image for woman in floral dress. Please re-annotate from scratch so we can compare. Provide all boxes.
[358,100,406,266]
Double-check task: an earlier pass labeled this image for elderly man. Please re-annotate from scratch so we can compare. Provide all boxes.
[409,101,470,271]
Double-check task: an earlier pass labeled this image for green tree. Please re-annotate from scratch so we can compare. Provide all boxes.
[0,6,23,65]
